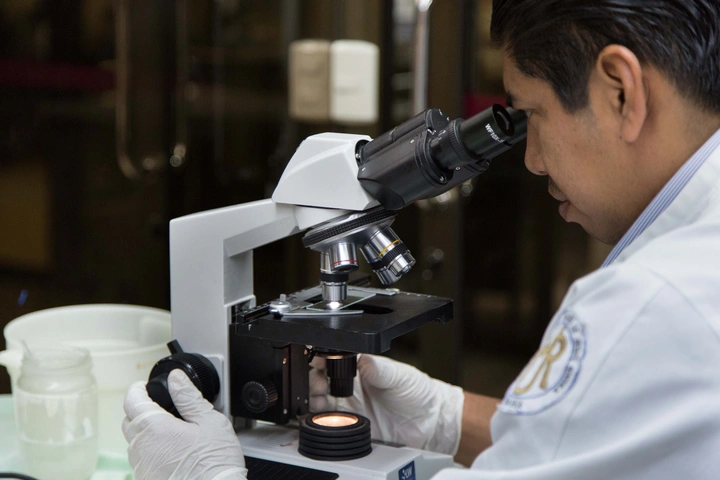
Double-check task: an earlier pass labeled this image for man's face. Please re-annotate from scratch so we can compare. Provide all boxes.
[503,54,634,245]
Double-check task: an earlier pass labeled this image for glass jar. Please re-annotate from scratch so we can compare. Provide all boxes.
[14,345,99,480]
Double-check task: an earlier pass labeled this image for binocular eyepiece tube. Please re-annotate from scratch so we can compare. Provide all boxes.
[356,104,528,211]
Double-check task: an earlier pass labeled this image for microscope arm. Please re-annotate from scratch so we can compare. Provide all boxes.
[168,132,381,417]
[169,199,349,417]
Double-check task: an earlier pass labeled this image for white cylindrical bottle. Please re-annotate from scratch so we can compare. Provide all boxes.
[14,346,99,480]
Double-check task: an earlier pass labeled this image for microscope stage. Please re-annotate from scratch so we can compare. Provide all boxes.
[232,286,453,353]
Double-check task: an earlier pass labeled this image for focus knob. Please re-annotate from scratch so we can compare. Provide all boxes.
[241,380,278,414]
[147,343,220,420]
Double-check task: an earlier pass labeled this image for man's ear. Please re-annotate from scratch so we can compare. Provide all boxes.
[594,45,647,143]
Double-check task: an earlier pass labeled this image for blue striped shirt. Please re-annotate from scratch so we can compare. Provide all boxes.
[602,128,720,267]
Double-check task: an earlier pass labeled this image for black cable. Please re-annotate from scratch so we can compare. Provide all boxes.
[0,474,40,480]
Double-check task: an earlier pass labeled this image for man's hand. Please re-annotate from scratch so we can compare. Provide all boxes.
[122,370,248,480]
[310,354,465,455]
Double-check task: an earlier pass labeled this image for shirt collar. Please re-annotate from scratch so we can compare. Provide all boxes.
[602,128,720,267]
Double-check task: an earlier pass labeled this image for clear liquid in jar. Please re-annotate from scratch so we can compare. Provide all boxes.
[15,377,98,479]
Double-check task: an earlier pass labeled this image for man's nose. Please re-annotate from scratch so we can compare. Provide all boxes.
[524,130,547,176]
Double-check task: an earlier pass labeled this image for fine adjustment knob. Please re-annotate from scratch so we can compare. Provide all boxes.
[147,341,220,420]
[241,380,278,414]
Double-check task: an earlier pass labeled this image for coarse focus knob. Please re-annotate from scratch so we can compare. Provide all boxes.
[241,380,278,414]
[147,351,220,419]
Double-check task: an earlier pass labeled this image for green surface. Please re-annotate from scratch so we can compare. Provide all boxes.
[0,394,133,479]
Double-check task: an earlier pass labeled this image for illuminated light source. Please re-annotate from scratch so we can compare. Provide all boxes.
[326,301,343,310]
[311,412,359,428]
[298,411,372,461]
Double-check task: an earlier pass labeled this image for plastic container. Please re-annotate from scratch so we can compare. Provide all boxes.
[0,304,171,458]
[15,346,98,480]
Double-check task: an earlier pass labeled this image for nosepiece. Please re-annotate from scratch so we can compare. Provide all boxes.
[303,207,416,288]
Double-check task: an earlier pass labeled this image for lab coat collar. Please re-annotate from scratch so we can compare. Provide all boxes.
[608,128,720,266]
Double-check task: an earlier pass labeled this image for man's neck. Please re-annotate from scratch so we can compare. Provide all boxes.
[634,108,720,210]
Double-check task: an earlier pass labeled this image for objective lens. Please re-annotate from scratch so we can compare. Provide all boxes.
[312,413,359,427]
[360,226,415,285]
[319,245,357,303]
[321,243,359,274]
[321,282,347,303]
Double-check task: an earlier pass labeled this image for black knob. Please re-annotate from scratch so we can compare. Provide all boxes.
[326,355,357,397]
[147,349,220,420]
[146,372,178,417]
[241,380,278,414]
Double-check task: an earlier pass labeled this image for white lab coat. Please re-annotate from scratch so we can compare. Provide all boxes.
[433,139,720,479]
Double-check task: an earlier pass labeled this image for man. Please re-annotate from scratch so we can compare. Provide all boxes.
[122,0,720,478]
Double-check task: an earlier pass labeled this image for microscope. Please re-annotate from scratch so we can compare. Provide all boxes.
[147,104,527,479]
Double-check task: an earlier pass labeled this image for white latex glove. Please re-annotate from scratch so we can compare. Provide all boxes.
[310,354,464,455]
[122,369,248,480]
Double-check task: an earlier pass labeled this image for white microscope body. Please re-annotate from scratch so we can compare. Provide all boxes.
[168,132,456,479]
[170,133,376,417]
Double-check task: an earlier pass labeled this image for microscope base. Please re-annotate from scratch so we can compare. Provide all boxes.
[239,423,455,480]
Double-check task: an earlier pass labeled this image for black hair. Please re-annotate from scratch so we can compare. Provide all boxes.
[491,0,720,114]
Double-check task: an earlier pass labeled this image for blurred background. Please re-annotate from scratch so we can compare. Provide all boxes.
[0,0,611,397]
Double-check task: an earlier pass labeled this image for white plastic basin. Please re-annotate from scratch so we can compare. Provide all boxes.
[0,304,171,458]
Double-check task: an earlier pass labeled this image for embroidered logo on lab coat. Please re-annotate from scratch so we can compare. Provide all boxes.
[499,311,586,415]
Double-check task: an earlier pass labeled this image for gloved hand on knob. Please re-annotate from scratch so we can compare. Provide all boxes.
[122,369,248,480]
[310,354,465,455]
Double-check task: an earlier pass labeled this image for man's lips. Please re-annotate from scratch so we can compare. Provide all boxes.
[548,179,570,220]
[558,200,570,221]
[549,191,567,202]
[548,185,567,203]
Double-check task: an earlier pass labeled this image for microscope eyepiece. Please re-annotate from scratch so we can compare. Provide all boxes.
[495,106,513,134]
[456,104,525,156]
[356,104,528,210]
